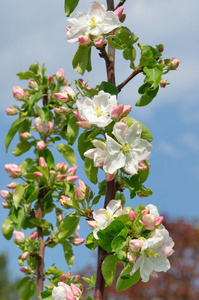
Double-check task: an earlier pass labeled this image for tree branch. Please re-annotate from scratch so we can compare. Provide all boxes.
[117,67,144,92]
[115,0,127,10]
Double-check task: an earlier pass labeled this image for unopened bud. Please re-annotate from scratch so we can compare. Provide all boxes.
[142,214,156,230]
[21,251,29,260]
[111,104,124,119]
[155,216,164,226]
[170,58,181,70]
[0,190,12,200]
[33,171,43,179]
[78,36,91,45]
[70,283,82,296]
[12,86,25,100]
[28,81,38,89]
[39,157,47,167]
[56,68,65,81]
[75,187,85,201]
[57,174,67,181]
[48,75,55,85]
[114,6,124,20]
[56,162,68,173]
[20,132,32,139]
[13,231,26,243]
[54,107,70,115]
[6,182,18,189]
[68,166,78,176]
[87,220,96,229]
[122,105,132,117]
[67,175,78,183]
[4,164,21,178]
[6,106,19,115]
[73,238,85,246]
[128,210,136,220]
[37,141,46,150]
[29,231,38,241]
[19,266,29,274]
[129,239,144,252]
[94,37,106,48]
[1,202,10,208]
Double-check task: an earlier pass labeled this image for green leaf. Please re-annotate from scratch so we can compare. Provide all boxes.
[58,214,79,240]
[98,220,126,252]
[12,140,32,156]
[98,81,118,95]
[84,157,98,184]
[136,82,159,107]
[107,37,127,50]
[13,185,24,208]
[5,117,27,152]
[16,276,30,291]
[111,235,126,259]
[20,278,36,300]
[12,207,25,230]
[102,255,117,286]
[72,45,92,75]
[78,131,93,160]
[35,104,45,122]
[61,241,74,268]
[143,65,163,90]
[29,218,52,229]
[40,148,55,169]
[29,62,39,74]
[47,266,63,277]
[1,216,14,240]
[122,116,153,142]
[115,27,135,48]
[82,274,96,290]
[17,70,35,80]
[67,114,79,145]
[65,0,79,16]
[57,143,76,166]
[85,232,98,251]
[40,290,53,300]
[86,297,94,300]
[116,269,140,291]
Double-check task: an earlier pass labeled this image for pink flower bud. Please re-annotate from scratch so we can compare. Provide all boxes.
[151,270,158,279]
[20,132,32,139]
[86,84,91,90]
[1,202,10,208]
[129,239,144,252]
[37,141,46,150]
[78,179,87,193]
[75,187,85,201]
[138,161,148,171]
[121,105,132,117]
[6,182,18,189]
[155,216,164,226]
[70,283,82,297]
[63,78,68,85]
[165,248,175,257]
[0,190,12,200]
[111,104,124,119]
[50,170,57,176]
[12,86,25,100]
[67,175,78,183]
[48,75,55,84]
[54,107,70,115]
[73,274,81,282]
[4,164,21,178]
[34,117,49,133]
[114,6,124,19]
[127,252,136,263]
[160,79,167,88]
[142,214,156,230]
[60,195,72,207]
[128,210,136,220]
[56,68,65,80]
[94,36,106,48]
[170,57,181,69]
[22,251,29,260]
[28,81,38,89]
[56,162,68,173]
[62,87,76,98]
[77,78,85,85]
[6,106,18,115]
[19,267,28,273]
[78,36,91,45]
[57,174,67,181]
[141,208,150,215]
[87,220,96,229]
[33,171,43,179]
[48,121,54,132]
[13,231,26,243]
[68,166,78,176]
[73,238,85,246]
[29,231,38,241]
[76,121,93,129]
[39,157,47,167]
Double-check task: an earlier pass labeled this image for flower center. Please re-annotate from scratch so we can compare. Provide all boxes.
[122,143,131,153]
[89,17,97,30]
[104,211,111,219]
[144,248,158,258]
[95,106,104,117]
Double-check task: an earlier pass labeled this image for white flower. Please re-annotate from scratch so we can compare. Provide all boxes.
[146,204,159,218]
[84,139,108,167]
[92,199,125,239]
[103,121,152,175]
[52,282,81,300]
[76,90,118,127]
[66,1,121,43]
[130,228,175,282]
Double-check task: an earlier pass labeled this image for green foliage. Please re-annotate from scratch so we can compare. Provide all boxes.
[85,232,98,251]
[122,116,153,142]
[19,277,36,300]
[99,81,118,95]
[58,213,79,240]
[102,255,117,286]
[61,241,75,268]
[5,117,28,152]
[84,157,98,184]
[72,45,92,75]
[82,274,96,290]
[116,267,140,291]
[64,0,79,16]
[56,143,76,166]
[13,185,24,208]
[1,216,14,240]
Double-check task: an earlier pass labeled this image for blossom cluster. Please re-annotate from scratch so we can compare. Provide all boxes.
[88,201,174,283]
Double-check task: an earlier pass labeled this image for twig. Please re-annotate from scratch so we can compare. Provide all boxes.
[117,67,144,92]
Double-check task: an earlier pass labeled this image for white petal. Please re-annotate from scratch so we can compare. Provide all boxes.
[112,122,128,144]
[106,134,121,155]
[123,152,139,175]
[125,122,142,144]
[103,11,121,33]
[88,1,106,21]
[103,152,126,174]
[93,208,106,223]
[146,204,159,217]
[106,199,121,214]
[133,139,152,161]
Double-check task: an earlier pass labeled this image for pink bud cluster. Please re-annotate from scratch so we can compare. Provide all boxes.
[54,86,76,103]
[34,117,54,133]
[141,208,164,230]
[4,164,22,178]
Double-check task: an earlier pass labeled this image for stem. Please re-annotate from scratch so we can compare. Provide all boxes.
[117,67,144,93]
[36,188,46,299]
[94,2,116,300]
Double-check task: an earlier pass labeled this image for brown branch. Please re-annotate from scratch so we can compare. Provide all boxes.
[117,67,144,92]
[115,0,127,10]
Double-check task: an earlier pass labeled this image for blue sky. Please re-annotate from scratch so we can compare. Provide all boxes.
[1,0,199,280]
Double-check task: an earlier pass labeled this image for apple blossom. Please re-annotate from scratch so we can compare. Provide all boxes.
[66,1,121,43]
[34,117,53,133]
[92,199,126,239]
[13,231,26,243]
[36,140,46,150]
[12,86,25,100]
[84,139,107,168]
[52,282,81,300]
[4,164,21,178]
[129,239,144,252]
[54,87,76,103]
[29,231,38,241]
[0,190,12,201]
[75,90,117,127]
[6,106,18,115]
[56,68,65,80]
[130,228,174,282]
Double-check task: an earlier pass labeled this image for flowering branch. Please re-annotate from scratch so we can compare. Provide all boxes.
[117,67,144,92]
